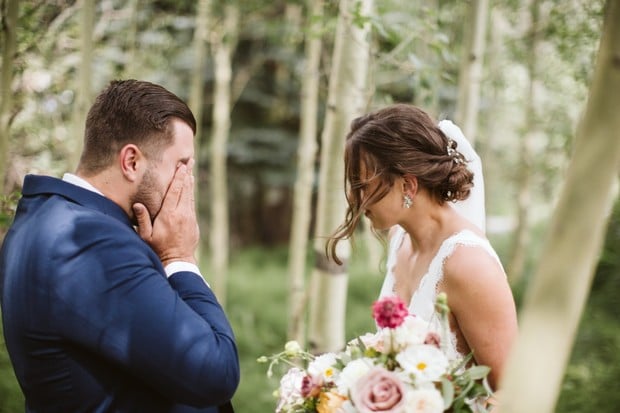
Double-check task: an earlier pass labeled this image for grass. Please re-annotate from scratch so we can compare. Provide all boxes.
[0,322,23,413]
[1,227,618,412]
[223,243,384,413]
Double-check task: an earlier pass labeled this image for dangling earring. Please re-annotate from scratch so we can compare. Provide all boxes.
[403,194,413,209]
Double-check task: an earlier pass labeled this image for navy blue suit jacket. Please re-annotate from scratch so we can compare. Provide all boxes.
[0,175,239,413]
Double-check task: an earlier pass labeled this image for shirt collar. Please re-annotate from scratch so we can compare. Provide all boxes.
[62,173,104,196]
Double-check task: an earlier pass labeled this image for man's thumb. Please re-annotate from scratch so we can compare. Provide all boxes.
[133,203,152,238]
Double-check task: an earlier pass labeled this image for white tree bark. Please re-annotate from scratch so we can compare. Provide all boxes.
[287,0,324,344]
[209,4,238,308]
[507,0,540,284]
[500,2,620,411]
[361,217,384,273]
[189,0,210,145]
[189,0,211,268]
[70,0,95,170]
[455,0,489,144]
[308,0,373,353]
[0,0,18,195]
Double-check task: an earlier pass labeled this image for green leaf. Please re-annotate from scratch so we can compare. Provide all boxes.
[466,365,491,380]
[441,376,455,408]
[454,379,475,402]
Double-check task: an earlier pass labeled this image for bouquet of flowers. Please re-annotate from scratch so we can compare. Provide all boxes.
[258,294,493,413]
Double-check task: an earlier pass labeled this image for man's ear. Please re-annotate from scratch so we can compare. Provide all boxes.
[119,144,144,182]
[401,174,418,198]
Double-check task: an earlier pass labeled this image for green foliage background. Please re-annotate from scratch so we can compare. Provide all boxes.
[1,0,616,411]
[1,198,620,412]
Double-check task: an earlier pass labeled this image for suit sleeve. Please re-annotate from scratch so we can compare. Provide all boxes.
[48,218,239,407]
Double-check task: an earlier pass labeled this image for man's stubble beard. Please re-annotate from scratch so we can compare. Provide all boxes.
[131,166,164,223]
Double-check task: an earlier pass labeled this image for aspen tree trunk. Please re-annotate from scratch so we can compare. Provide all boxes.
[480,9,504,203]
[209,4,238,307]
[189,0,211,268]
[189,0,211,150]
[500,2,620,412]
[412,0,438,112]
[308,0,373,353]
[287,0,323,344]
[70,0,95,170]
[0,0,18,195]
[189,0,211,270]
[361,218,384,274]
[507,0,540,284]
[271,4,303,123]
[123,0,140,79]
[455,0,489,144]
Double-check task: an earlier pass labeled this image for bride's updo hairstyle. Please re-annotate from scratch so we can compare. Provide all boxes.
[327,103,474,264]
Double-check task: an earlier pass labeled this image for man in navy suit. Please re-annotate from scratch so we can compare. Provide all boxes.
[0,80,239,412]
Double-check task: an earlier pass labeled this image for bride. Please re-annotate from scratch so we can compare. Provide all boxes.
[327,103,518,391]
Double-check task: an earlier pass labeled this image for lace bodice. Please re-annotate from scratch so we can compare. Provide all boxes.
[379,226,504,357]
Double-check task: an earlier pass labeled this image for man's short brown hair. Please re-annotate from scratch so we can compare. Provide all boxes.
[78,80,196,175]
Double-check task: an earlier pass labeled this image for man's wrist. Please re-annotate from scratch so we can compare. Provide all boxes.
[161,255,197,267]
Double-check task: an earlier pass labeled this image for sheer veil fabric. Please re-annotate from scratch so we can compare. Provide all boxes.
[438,119,486,234]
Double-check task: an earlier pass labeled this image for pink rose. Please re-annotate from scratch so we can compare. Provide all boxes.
[373,296,409,329]
[351,366,406,413]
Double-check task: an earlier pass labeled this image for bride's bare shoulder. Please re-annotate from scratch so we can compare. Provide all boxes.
[442,242,506,291]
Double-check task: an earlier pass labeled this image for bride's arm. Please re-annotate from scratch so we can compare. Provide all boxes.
[441,246,518,390]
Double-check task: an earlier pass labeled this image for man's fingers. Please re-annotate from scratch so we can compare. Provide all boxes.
[161,164,187,210]
[186,158,195,196]
[180,166,195,207]
[138,160,199,263]
[133,203,153,239]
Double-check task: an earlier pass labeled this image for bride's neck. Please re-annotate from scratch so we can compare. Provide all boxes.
[400,203,460,254]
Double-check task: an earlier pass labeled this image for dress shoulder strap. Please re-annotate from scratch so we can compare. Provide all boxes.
[422,230,504,294]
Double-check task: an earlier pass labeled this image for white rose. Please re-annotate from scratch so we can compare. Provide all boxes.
[403,388,445,413]
[336,358,373,395]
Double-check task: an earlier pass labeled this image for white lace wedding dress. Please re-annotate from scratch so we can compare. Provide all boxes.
[378,225,504,359]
